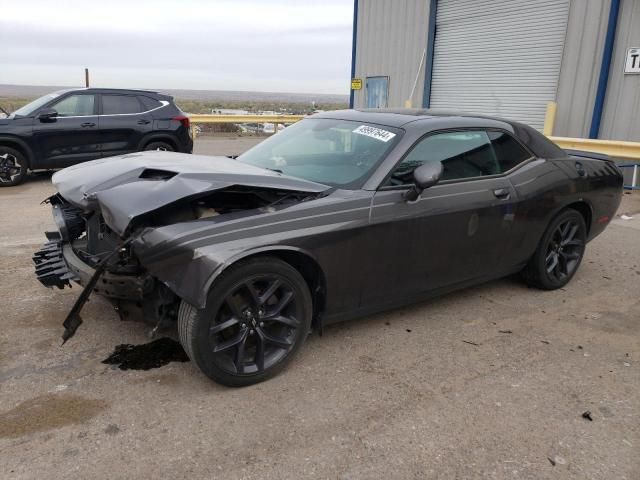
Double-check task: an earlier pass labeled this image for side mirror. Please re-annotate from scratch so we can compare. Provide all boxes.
[403,161,443,202]
[38,108,58,122]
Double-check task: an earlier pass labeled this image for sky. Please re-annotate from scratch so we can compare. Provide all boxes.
[0,0,354,95]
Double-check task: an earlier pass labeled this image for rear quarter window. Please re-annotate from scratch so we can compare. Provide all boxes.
[102,95,143,115]
[487,131,532,172]
[138,96,162,111]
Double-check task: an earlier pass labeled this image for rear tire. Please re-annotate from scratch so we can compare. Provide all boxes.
[143,141,174,152]
[178,257,312,387]
[522,209,586,290]
[0,146,28,187]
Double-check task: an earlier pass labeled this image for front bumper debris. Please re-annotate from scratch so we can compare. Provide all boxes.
[33,232,79,289]
[34,232,136,343]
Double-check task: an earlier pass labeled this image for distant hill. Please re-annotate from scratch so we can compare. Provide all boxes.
[0,84,348,104]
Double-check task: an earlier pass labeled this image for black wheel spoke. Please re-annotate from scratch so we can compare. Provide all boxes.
[267,290,294,316]
[234,336,246,373]
[259,278,282,305]
[562,224,578,244]
[255,333,265,371]
[546,253,558,273]
[265,314,299,328]
[210,317,239,335]
[225,295,244,318]
[243,281,261,307]
[557,253,568,275]
[560,250,580,260]
[213,329,247,353]
[260,330,292,349]
[564,239,582,248]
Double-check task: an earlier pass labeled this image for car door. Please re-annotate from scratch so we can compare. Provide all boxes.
[99,94,151,158]
[361,129,519,308]
[32,93,100,168]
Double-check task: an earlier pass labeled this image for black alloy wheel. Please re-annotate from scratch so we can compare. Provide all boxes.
[178,257,312,386]
[544,218,584,282]
[0,147,28,186]
[210,275,300,374]
[522,209,586,290]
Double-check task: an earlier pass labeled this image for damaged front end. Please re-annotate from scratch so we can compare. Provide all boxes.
[34,153,329,342]
[33,194,175,342]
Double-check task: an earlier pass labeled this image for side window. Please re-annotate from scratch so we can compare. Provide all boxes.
[101,95,143,115]
[50,95,95,116]
[138,96,162,111]
[388,131,498,185]
[487,131,532,172]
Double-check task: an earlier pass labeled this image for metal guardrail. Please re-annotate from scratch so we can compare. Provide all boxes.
[188,114,305,124]
[188,114,305,139]
[548,136,640,160]
[543,102,640,160]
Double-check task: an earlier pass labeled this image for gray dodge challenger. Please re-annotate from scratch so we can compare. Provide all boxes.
[34,109,623,386]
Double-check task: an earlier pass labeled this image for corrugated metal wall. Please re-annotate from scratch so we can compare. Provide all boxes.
[555,0,611,138]
[352,0,639,140]
[555,0,640,141]
[600,0,640,141]
[353,0,430,108]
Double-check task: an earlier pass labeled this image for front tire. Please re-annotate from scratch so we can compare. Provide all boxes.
[178,257,312,387]
[0,146,28,187]
[522,209,586,290]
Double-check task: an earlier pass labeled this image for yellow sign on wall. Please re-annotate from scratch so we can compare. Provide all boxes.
[351,78,362,90]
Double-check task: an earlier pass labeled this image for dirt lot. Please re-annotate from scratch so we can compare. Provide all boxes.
[1,141,639,479]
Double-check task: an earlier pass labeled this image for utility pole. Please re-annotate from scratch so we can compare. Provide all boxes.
[85,68,90,87]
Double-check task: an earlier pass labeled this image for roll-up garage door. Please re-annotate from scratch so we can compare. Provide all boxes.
[429,0,569,130]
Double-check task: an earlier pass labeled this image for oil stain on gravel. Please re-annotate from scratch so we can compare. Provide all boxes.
[0,394,108,439]
[102,337,189,371]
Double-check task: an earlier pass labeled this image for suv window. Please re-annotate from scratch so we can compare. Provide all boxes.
[101,95,143,115]
[50,94,95,116]
[138,96,162,111]
[487,131,532,172]
[388,131,498,185]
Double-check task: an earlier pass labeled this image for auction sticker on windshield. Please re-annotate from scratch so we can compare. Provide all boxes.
[353,125,396,142]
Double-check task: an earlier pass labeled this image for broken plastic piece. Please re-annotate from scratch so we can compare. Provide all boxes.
[61,239,134,344]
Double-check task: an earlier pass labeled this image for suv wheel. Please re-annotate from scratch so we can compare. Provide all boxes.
[178,257,312,387]
[0,147,28,187]
[144,141,174,152]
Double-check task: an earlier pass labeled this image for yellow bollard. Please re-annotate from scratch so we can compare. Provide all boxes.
[543,101,557,137]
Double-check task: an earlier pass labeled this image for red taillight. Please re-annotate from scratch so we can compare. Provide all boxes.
[173,115,190,129]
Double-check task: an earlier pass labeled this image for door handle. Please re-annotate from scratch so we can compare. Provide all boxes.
[493,188,510,199]
[137,119,151,125]
[81,122,96,127]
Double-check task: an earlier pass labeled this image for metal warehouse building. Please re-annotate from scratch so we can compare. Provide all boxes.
[349,0,640,141]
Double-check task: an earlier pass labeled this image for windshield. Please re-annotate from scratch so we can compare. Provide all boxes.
[11,93,61,117]
[238,118,401,188]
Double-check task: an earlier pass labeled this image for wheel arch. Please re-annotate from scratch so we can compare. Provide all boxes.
[563,200,593,235]
[541,199,593,239]
[0,136,34,168]
[522,199,594,265]
[203,246,327,330]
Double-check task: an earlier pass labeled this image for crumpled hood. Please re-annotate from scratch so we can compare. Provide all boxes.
[52,151,329,236]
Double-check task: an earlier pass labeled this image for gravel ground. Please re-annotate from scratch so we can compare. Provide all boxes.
[1,143,639,479]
